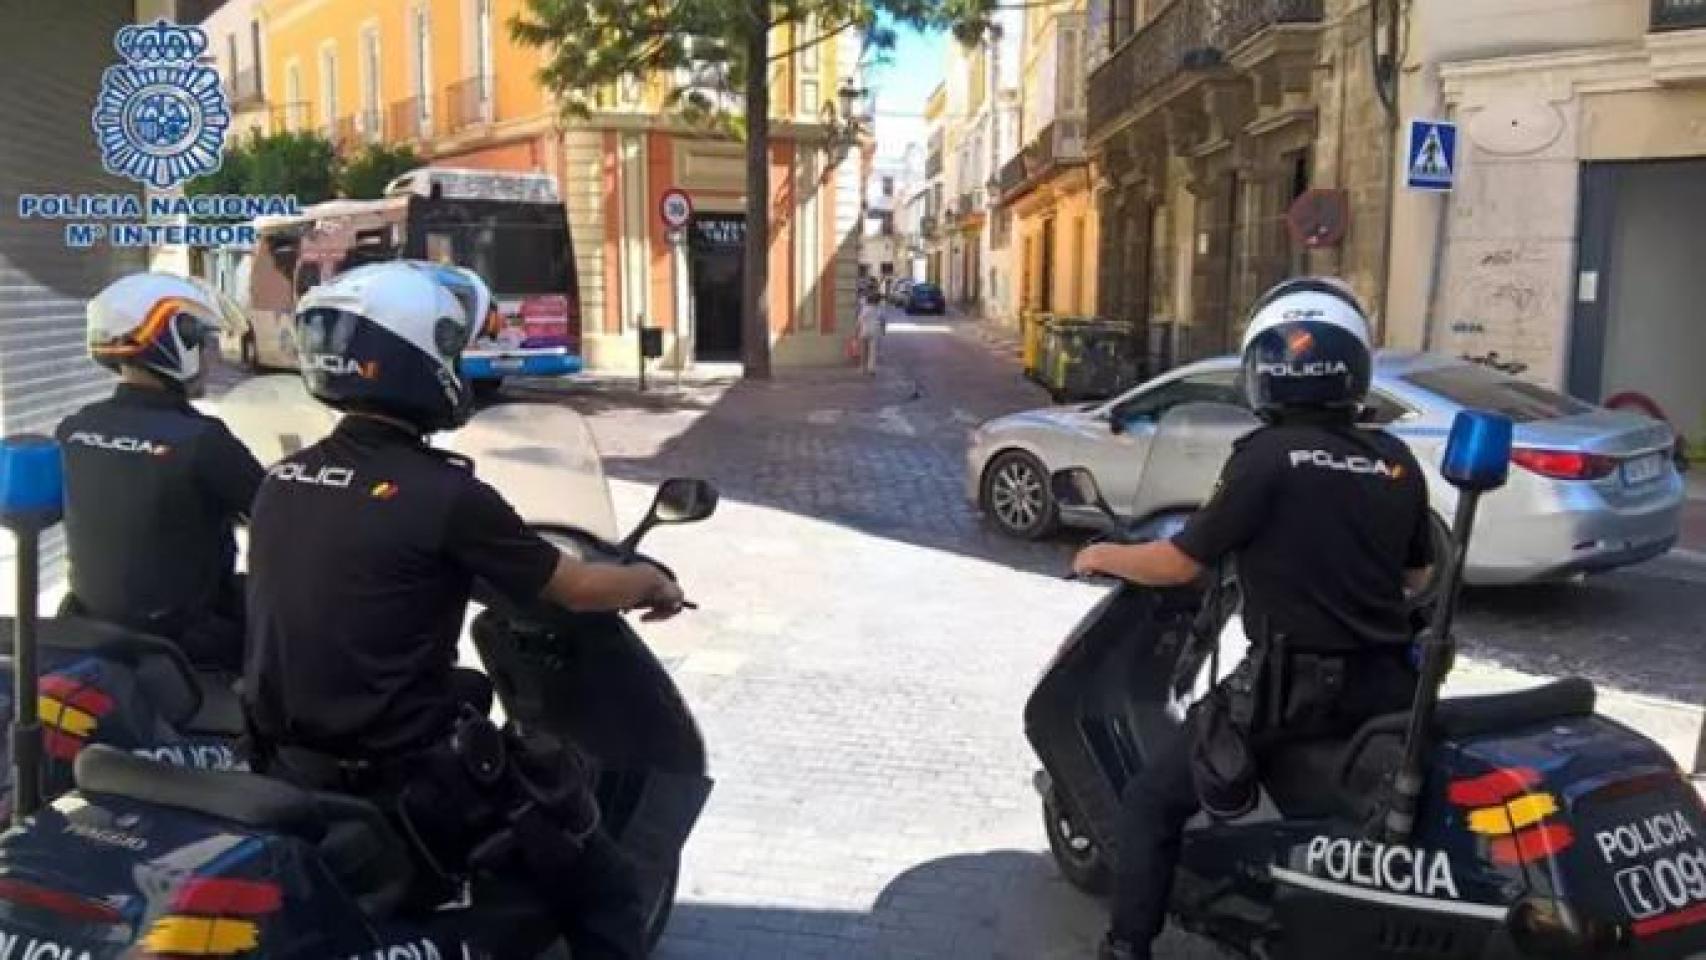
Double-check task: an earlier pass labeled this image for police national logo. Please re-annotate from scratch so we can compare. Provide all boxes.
[92,21,230,190]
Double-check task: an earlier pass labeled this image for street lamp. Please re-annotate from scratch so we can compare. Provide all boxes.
[827,77,869,157]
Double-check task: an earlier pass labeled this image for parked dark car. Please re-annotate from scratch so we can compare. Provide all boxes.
[905,282,946,315]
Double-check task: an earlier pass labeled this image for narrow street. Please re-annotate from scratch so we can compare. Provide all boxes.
[516,313,1706,959]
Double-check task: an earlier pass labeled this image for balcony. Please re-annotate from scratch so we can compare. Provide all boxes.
[446,76,495,132]
[388,97,433,142]
[1653,0,1706,31]
[330,115,359,150]
[920,215,938,239]
[998,118,1088,203]
[1088,0,1323,142]
[267,100,312,135]
[223,67,263,106]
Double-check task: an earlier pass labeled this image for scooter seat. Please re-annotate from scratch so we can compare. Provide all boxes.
[1265,679,1601,820]
[73,746,414,917]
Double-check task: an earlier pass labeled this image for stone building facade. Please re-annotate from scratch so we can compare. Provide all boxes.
[1085,0,1397,371]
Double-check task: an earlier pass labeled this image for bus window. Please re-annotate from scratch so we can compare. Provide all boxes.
[426,231,454,265]
[295,262,322,296]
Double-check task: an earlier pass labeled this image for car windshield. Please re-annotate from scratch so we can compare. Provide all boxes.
[914,284,940,295]
[1403,362,1594,423]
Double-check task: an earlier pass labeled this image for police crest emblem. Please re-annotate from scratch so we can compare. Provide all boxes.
[92,20,231,190]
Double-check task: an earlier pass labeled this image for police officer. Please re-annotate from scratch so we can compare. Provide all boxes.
[244,261,677,959]
[56,273,264,674]
[1074,278,1436,960]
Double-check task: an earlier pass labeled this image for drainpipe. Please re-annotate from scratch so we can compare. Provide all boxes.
[1373,0,1402,346]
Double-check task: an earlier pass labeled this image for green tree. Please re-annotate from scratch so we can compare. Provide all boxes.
[512,0,991,379]
[189,130,339,206]
[338,143,426,199]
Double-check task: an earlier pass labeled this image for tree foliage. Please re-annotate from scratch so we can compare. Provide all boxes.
[512,0,992,377]
[338,143,426,199]
[187,131,339,206]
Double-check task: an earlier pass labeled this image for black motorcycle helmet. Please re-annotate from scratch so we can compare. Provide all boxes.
[294,261,484,433]
[1239,277,1373,417]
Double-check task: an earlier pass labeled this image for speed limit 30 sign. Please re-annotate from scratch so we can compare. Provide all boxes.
[660,188,694,229]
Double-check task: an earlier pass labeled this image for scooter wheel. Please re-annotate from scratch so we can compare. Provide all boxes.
[1043,789,1110,896]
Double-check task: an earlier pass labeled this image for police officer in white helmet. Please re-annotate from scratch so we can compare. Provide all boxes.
[244,260,677,958]
[1073,278,1437,960]
[55,272,265,674]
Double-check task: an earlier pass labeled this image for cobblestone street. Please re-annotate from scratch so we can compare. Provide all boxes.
[515,314,1706,959]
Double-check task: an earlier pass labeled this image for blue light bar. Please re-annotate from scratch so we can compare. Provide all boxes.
[1441,410,1514,493]
[0,436,64,530]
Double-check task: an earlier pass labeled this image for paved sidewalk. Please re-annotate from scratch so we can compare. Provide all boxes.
[511,315,1702,958]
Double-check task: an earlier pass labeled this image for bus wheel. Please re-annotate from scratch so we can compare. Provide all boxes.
[471,378,505,401]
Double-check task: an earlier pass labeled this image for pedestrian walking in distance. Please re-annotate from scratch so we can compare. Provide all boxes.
[857,292,887,375]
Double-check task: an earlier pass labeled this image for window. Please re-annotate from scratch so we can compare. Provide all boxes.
[475,0,494,104]
[1360,391,1413,426]
[801,15,819,73]
[319,46,338,133]
[883,176,895,198]
[1061,28,1084,113]
[286,61,303,129]
[413,6,433,129]
[801,79,819,114]
[250,21,264,92]
[1404,363,1592,423]
[294,262,322,297]
[1112,371,1242,424]
[361,27,380,139]
[226,33,238,78]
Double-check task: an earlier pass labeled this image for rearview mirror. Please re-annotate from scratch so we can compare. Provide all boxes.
[620,477,719,560]
[653,477,719,524]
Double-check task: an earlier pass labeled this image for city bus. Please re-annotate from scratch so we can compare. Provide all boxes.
[240,167,583,391]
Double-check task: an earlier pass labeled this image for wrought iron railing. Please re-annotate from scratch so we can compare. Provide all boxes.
[1652,0,1706,31]
[388,97,431,141]
[997,118,1090,201]
[225,67,263,105]
[330,116,359,150]
[446,76,495,131]
[920,215,938,238]
[267,100,312,134]
[1088,0,1323,139]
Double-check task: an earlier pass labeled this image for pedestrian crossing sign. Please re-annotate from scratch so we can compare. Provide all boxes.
[1407,119,1458,192]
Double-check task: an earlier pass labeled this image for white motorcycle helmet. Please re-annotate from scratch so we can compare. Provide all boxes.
[294,261,489,432]
[86,273,224,388]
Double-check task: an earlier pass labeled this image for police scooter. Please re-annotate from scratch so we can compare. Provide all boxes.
[0,404,715,958]
[1027,403,1706,959]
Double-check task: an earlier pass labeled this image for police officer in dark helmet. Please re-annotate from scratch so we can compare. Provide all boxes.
[1073,278,1436,960]
[56,273,264,674]
[244,261,680,958]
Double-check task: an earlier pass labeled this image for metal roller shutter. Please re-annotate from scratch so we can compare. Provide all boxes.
[0,0,151,591]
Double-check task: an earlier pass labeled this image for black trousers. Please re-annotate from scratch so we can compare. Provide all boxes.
[1108,653,1416,950]
[266,719,645,959]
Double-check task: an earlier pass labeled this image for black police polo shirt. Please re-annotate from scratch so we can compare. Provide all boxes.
[244,416,560,757]
[1174,420,1434,652]
[56,384,263,637]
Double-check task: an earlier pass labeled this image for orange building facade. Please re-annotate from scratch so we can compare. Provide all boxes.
[255,0,863,370]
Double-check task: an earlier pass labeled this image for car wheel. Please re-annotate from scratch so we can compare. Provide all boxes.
[239,331,260,372]
[982,450,1057,539]
[1043,787,1110,896]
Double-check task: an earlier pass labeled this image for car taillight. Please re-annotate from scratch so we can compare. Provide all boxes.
[1511,448,1618,481]
[0,877,123,923]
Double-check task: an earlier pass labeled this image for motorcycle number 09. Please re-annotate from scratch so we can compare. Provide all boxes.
[1616,847,1706,920]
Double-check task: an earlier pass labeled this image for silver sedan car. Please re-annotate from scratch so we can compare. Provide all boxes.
[968,352,1684,584]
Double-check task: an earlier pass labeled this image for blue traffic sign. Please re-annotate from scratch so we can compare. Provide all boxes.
[1406,119,1458,192]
